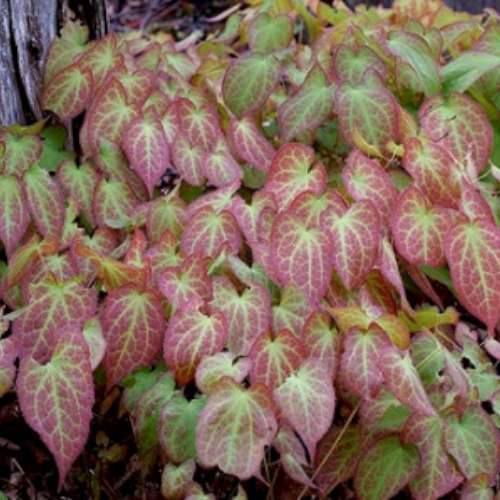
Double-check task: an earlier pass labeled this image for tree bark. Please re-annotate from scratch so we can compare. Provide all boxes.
[0,0,108,126]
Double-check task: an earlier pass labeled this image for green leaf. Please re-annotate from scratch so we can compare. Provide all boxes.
[442,51,500,94]
[354,435,420,500]
[444,406,498,481]
[248,13,293,54]
[222,54,280,117]
[133,373,176,474]
[159,394,206,463]
[387,31,441,97]
[38,126,74,173]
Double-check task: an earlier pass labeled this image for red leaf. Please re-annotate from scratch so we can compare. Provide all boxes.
[158,255,212,311]
[180,207,241,258]
[196,378,277,479]
[228,115,276,172]
[379,346,436,416]
[17,327,94,489]
[122,113,170,197]
[164,303,228,385]
[391,186,455,267]
[249,329,308,389]
[0,175,30,257]
[321,200,381,290]
[402,135,462,209]
[264,143,327,212]
[271,210,333,305]
[210,276,271,355]
[171,133,206,186]
[444,219,500,334]
[274,359,335,459]
[100,285,165,389]
[339,328,388,398]
[404,414,463,500]
[419,92,493,175]
[342,149,397,221]
[41,63,93,120]
[302,311,340,375]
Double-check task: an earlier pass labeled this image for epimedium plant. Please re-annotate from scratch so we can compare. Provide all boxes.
[0,0,499,498]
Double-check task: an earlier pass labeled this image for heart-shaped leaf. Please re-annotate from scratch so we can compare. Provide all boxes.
[196,378,277,479]
[17,327,94,490]
[444,220,500,334]
[274,359,335,459]
[249,329,308,389]
[100,285,165,389]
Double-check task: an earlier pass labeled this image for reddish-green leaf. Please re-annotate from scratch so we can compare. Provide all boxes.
[17,327,94,489]
[41,63,93,120]
[222,54,280,117]
[274,359,335,459]
[43,20,88,84]
[227,192,276,244]
[249,329,308,389]
[0,336,17,397]
[274,426,315,488]
[391,186,453,267]
[333,44,387,84]
[228,115,276,172]
[195,352,252,394]
[159,255,211,311]
[444,220,500,334]
[100,286,165,389]
[0,175,30,257]
[171,133,205,186]
[278,66,335,142]
[342,149,397,221]
[160,395,207,464]
[354,435,420,500]
[321,200,381,290]
[57,160,100,225]
[180,207,241,258]
[23,164,65,238]
[161,460,196,500]
[122,113,170,197]
[202,139,242,188]
[174,98,222,152]
[379,347,436,416]
[78,34,123,88]
[264,143,326,212]
[302,311,339,375]
[271,210,332,304]
[334,70,399,155]
[272,285,312,336]
[460,474,495,500]
[0,132,42,177]
[93,141,148,201]
[339,328,388,398]
[210,276,271,355]
[419,93,492,175]
[402,135,461,208]
[315,425,364,495]
[164,303,228,385]
[443,406,499,481]
[404,414,463,500]
[144,229,183,279]
[146,191,186,242]
[13,278,97,358]
[86,78,138,153]
[93,177,139,229]
[196,378,277,479]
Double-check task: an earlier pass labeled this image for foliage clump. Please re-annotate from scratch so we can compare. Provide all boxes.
[0,0,499,498]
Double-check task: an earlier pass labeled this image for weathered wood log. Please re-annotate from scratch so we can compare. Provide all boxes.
[0,0,107,126]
